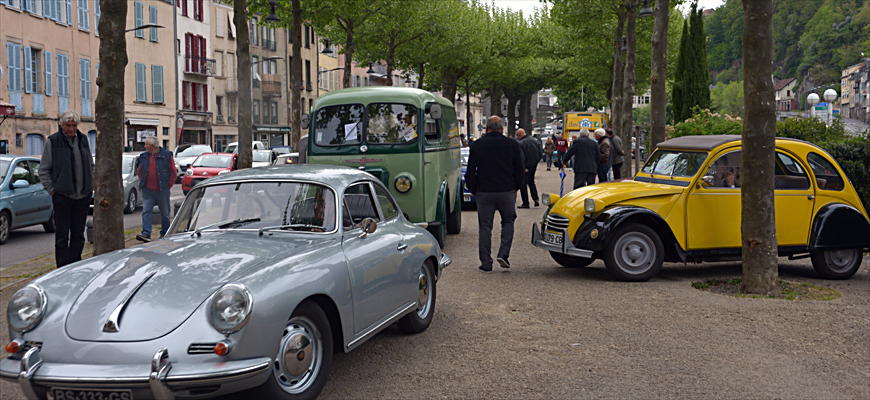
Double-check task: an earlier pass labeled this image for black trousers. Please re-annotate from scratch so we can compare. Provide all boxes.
[52,194,90,268]
[573,172,596,189]
[520,164,538,205]
[612,163,623,180]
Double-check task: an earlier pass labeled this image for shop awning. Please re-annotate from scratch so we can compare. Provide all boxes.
[183,126,210,131]
[0,101,15,116]
[254,125,292,132]
[126,118,160,126]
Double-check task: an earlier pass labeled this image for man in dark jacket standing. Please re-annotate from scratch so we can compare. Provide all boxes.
[38,110,94,267]
[465,116,525,272]
[594,128,612,183]
[137,136,178,242]
[607,128,625,180]
[560,129,600,189]
[516,128,541,208]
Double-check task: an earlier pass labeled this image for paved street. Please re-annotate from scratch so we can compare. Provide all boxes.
[1,166,868,399]
[0,186,184,268]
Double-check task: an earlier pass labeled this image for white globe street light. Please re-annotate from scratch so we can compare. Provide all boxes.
[807,93,820,119]
[823,89,838,126]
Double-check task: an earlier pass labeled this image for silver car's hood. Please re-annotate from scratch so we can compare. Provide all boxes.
[65,235,311,342]
[176,156,198,166]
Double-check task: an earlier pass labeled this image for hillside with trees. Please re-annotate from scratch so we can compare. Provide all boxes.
[706,0,870,91]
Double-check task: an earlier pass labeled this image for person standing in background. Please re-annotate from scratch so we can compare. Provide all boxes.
[607,128,625,180]
[553,133,568,169]
[465,116,525,272]
[136,136,178,242]
[516,129,541,208]
[544,137,555,171]
[38,110,94,268]
[560,129,600,189]
[594,128,612,183]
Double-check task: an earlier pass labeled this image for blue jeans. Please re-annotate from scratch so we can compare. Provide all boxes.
[142,187,171,238]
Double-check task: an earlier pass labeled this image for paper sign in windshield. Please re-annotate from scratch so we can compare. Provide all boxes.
[345,123,359,142]
[401,126,417,141]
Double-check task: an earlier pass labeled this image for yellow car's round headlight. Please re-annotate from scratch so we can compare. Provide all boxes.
[395,176,412,193]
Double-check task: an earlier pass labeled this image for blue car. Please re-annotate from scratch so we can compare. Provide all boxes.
[0,155,55,244]
[460,147,475,208]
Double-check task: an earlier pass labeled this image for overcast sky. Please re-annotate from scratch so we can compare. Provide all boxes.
[491,0,728,18]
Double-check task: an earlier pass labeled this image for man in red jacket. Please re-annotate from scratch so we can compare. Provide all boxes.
[553,133,569,169]
[137,136,178,242]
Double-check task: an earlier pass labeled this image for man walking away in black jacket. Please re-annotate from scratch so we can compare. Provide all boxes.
[465,116,525,272]
[561,128,600,189]
[516,128,541,208]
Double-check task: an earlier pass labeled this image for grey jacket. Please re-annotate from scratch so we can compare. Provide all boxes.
[562,136,600,174]
[611,134,625,165]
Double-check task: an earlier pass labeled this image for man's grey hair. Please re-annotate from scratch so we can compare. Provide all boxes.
[144,136,160,147]
[486,117,502,132]
[579,128,590,137]
[59,109,80,125]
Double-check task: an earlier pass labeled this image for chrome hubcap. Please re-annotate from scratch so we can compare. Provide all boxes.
[615,232,655,275]
[129,192,136,209]
[0,214,8,241]
[825,249,859,273]
[274,317,321,394]
[416,266,432,318]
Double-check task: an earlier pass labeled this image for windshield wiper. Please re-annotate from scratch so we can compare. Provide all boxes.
[258,224,326,236]
[192,218,261,236]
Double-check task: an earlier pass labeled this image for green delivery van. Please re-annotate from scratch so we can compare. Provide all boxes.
[305,87,462,247]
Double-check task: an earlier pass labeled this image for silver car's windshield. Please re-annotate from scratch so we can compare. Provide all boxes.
[170,181,336,234]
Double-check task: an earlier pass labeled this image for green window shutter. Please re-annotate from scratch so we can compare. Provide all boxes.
[134,1,143,38]
[135,62,146,102]
[152,65,163,104]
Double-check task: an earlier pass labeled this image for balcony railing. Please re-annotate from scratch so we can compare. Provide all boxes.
[253,114,260,124]
[262,39,276,50]
[216,114,224,123]
[226,78,238,93]
[184,55,217,76]
[262,74,282,97]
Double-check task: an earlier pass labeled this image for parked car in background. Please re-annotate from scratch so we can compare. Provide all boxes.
[273,152,300,166]
[174,144,213,183]
[181,153,238,195]
[460,147,475,208]
[224,141,266,153]
[1,165,450,399]
[533,135,870,282]
[252,150,275,168]
[0,155,54,244]
[270,145,293,155]
[90,153,145,214]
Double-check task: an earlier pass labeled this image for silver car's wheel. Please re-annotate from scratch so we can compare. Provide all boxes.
[275,316,322,394]
[603,223,664,282]
[811,248,862,280]
[398,260,436,334]
[0,211,10,245]
[124,190,137,214]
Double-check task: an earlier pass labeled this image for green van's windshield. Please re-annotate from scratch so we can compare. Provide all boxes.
[314,104,364,146]
[367,103,418,145]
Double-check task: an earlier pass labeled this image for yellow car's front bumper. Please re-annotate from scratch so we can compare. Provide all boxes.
[530,222,594,258]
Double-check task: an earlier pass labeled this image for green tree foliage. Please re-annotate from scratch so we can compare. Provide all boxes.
[705,0,870,88]
[711,80,744,116]
[672,2,710,123]
[673,18,690,122]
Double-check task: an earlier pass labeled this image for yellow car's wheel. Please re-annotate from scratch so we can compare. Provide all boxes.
[810,249,862,280]
[603,223,664,282]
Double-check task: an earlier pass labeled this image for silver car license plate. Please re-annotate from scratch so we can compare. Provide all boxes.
[543,231,563,245]
[52,387,133,400]
[463,194,471,202]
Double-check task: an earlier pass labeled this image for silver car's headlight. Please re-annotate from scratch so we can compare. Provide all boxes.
[185,169,194,176]
[7,285,47,333]
[208,283,253,334]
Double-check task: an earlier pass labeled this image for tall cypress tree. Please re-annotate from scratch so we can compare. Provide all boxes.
[692,5,711,111]
[673,19,690,122]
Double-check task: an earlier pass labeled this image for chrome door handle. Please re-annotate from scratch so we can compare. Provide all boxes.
[397,243,408,251]
[808,195,815,200]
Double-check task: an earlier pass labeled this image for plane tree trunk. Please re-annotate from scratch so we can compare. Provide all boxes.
[649,0,670,151]
[620,0,638,179]
[234,0,252,169]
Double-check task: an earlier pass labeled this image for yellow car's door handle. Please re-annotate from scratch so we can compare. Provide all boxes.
[808,195,815,200]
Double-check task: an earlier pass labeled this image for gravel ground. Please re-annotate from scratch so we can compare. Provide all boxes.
[2,168,869,399]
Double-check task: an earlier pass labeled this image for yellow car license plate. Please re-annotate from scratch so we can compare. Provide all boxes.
[543,231,563,245]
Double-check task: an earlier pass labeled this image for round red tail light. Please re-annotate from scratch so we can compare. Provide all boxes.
[5,341,20,354]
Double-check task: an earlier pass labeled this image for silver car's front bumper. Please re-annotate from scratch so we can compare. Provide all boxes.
[0,347,270,400]
[530,222,594,258]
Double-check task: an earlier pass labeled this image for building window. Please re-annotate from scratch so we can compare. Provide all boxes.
[57,53,69,111]
[253,99,260,123]
[134,1,144,38]
[93,0,100,35]
[151,65,163,103]
[181,0,187,16]
[163,127,169,136]
[305,60,310,87]
[228,97,236,121]
[77,0,89,31]
[250,18,258,46]
[193,0,202,22]
[149,5,158,41]
[135,63,147,101]
[216,95,223,117]
[65,0,72,25]
[23,47,40,95]
[304,26,309,48]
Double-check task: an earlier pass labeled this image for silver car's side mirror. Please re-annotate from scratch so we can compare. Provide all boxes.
[300,114,310,130]
[428,103,442,120]
[358,217,377,238]
[700,175,714,186]
[12,180,29,189]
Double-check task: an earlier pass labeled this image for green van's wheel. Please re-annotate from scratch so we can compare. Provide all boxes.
[428,222,446,249]
[446,196,461,235]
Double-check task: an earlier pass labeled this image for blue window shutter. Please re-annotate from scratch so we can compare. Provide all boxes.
[42,0,49,16]
[134,2,143,38]
[23,46,32,94]
[149,6,157,41]
[152,65,163,104]
[135,63,146,102]
[94,0,100,36]
[45,50,52,96]
[65,0,71,24]
[6,43,15,91]
[58,53,67,97]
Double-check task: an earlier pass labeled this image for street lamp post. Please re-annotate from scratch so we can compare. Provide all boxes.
[807,93,820,119]
[823,88,838,127]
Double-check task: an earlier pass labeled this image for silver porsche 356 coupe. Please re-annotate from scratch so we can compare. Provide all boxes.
[2,165,450,399]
